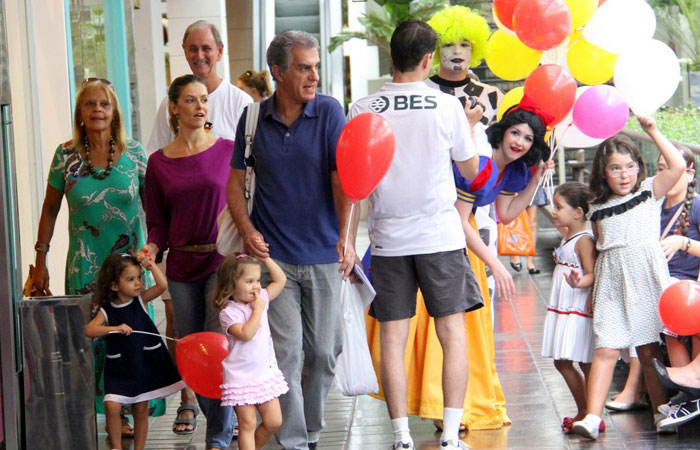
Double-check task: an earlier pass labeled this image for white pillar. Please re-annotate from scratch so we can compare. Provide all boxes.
[167,0,230,82]
[7,0,72,293]
[134,0,167,142]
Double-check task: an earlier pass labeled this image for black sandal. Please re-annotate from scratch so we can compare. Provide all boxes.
[510,262,522,272]
[528,267,541,274]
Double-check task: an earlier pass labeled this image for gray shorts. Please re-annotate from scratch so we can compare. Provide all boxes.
[369,249,483,322]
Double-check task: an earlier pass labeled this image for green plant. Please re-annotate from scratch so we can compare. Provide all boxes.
[650,0,699,70]
[626,107,700,146]
[328,0,448,55]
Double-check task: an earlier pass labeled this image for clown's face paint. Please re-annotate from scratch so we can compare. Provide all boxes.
[439,41,472,74]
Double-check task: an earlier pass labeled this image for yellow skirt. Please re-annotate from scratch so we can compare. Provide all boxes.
[364,215,510,430]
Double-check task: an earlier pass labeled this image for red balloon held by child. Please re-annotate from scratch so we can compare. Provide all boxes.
[658,280,700,336]
[337,113,395,202]
[176,332,229,399]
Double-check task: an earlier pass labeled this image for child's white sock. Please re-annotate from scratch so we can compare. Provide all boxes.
[391,417,412,445]
[440,407,463,443]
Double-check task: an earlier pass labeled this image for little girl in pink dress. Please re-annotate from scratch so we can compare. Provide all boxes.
[214,254,288,450]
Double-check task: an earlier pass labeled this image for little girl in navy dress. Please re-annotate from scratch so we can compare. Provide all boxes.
[214,254,288,450]
[86,251,184,450]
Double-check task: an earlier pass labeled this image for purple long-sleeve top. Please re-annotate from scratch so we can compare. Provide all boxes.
[145,138,233,282]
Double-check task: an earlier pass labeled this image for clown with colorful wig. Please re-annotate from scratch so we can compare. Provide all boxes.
[425,6,503,125]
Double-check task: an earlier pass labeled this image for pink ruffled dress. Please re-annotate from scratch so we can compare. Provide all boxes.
[219,289,288,406]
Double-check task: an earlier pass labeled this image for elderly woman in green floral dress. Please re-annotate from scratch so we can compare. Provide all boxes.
[31,78,163,436]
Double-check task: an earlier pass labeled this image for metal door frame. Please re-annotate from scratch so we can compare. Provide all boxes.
[0,0,25,448]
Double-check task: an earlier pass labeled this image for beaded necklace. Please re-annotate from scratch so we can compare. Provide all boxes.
[83,133,116,179]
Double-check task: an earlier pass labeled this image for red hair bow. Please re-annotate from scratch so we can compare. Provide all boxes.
[508,94,555,128]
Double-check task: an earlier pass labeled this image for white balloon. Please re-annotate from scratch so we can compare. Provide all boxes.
[583,0,655,54]
[540,37,570,67]
[554,86,605,148]
[614,39,681,116]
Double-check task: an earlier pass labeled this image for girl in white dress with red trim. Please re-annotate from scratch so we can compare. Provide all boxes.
[541,182,597,434]
[213,254,289,450]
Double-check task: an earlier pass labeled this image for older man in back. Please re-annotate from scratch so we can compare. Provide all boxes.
[226,30,357,450]
[146,20,250,449]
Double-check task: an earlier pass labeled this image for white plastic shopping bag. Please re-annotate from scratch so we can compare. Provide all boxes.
[334,277,379,396]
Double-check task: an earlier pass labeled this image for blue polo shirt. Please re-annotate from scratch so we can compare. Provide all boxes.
[231,93,346,265]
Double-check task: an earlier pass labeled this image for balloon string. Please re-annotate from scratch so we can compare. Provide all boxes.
[342,202,355,259]
[108,329,179,342]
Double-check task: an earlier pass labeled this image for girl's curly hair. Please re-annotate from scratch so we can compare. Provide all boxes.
[93,252,140,308]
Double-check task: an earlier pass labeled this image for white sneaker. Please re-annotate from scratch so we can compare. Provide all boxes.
[657,402,674,416]
[572,414,601,440]
[390,442,415,450]
[440,439,471,449]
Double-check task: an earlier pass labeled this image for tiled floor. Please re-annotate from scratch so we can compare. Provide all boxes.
[100,222,700,449]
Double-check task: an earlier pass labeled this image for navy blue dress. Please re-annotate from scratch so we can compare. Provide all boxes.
[101,296,184,403]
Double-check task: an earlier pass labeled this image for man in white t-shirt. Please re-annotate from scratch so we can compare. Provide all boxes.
[147,20,252,151]
[348,20,482,450]
[145,20,249,449]
[426,6,511,304]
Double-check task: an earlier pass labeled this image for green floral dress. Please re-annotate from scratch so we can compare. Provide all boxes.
[47,139,165,416]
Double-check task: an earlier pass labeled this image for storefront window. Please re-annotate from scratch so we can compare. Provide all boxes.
[69,0,108,93]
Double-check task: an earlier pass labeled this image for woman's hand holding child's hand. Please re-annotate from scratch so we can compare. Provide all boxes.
[661,235,685,261]
[116,323,133,335]
[637,115,658,135]
[136,245,155,269]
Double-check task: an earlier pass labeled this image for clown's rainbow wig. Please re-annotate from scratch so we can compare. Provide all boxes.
[427,6,491,68]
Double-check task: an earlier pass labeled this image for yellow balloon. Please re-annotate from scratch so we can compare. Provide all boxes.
[486,31,542,81]
[497,86,524,121]
[567,38,617,85]
[567,29,583,49]
[564,0,598,30]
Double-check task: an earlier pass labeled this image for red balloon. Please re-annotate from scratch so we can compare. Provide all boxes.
[659,280,700,336]
[494,0,520,31]
[176,332,228,399]
[337,113,395,201]
[514,0,571,50]
[524,64,577,126]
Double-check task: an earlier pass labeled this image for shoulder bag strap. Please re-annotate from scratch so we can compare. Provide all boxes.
[243,103,260,200]
[660,203,684,241]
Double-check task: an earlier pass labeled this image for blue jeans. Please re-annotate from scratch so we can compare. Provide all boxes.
[169,273,237,449]
[264,261,343,450]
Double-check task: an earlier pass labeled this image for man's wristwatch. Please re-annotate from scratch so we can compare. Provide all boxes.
[34,242,50,253]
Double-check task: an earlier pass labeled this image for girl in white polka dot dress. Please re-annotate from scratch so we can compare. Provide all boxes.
[572,116,684,440]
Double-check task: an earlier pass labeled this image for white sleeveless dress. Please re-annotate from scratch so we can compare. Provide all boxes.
[542,231,595,363]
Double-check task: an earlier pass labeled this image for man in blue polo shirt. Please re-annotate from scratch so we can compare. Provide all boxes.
[226,30,357,450]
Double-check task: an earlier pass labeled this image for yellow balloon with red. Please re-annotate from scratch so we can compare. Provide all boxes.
[567,37,617,85]
[486,31,542,81]
[564,0,598,30]
[497,86,524,121]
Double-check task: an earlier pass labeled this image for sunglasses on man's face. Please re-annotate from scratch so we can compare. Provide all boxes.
[82,78,114,89]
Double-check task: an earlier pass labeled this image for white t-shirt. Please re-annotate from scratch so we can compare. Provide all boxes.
[146,79,253,152]
[348,81,477,257]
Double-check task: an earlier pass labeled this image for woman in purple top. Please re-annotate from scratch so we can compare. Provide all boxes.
[144,74,237,450]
